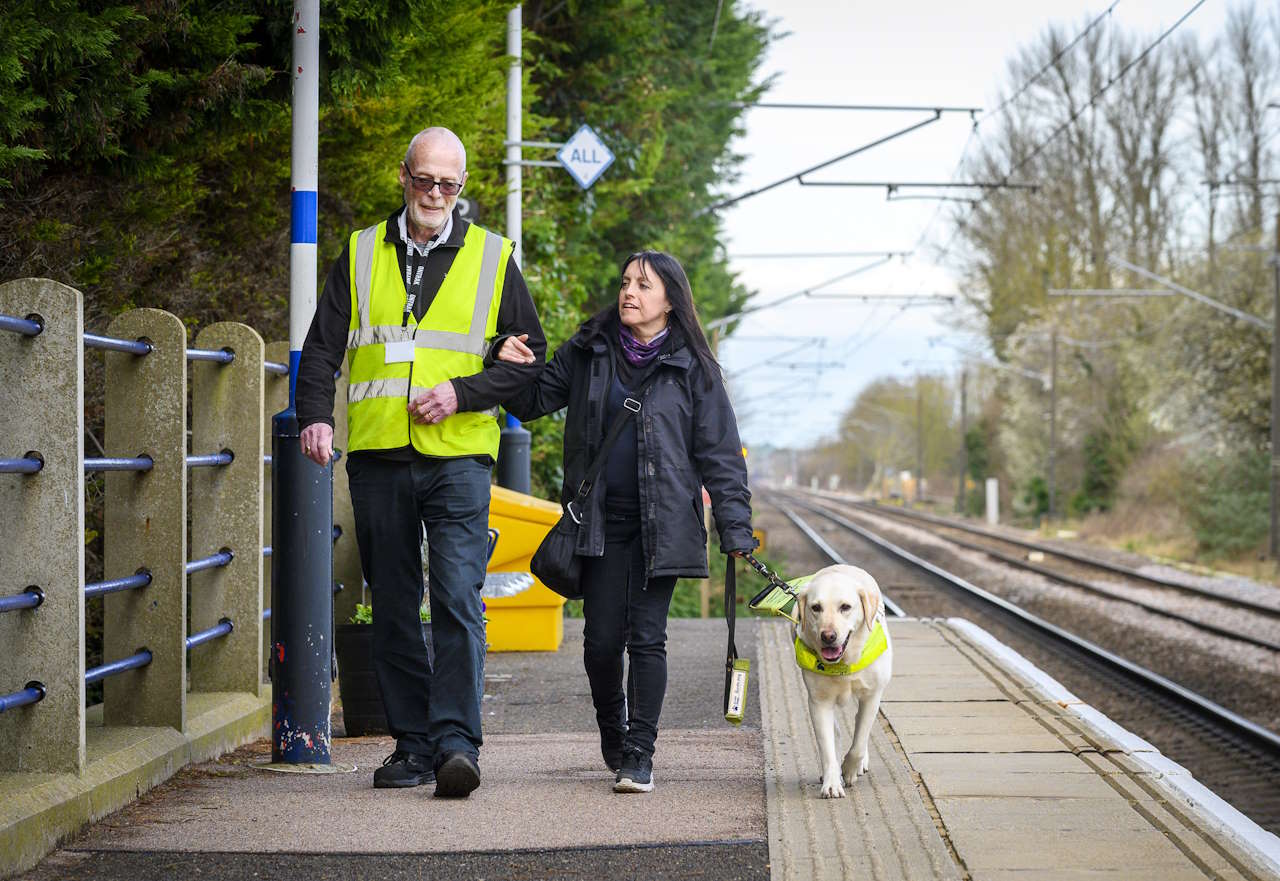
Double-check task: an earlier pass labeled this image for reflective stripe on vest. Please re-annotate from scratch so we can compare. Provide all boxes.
[343,220,510,457]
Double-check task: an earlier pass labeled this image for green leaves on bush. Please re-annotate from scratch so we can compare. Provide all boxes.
[1178,449,1268,559]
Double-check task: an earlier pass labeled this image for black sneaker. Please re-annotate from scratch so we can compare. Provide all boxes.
[613,748,654,793]
[434,750,481,798]
[600,724,626,773]
[373,751,435,788]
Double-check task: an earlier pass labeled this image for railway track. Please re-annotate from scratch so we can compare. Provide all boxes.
[799,491,1280,653]
[760,490,1280,836]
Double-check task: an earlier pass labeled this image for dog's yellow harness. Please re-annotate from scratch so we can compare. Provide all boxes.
[794,619,888,676]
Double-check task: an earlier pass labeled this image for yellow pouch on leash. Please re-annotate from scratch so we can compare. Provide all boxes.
[724,658,750,725]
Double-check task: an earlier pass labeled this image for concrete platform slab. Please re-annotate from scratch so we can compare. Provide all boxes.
[756,617,1280,881]
[64,728,762,854]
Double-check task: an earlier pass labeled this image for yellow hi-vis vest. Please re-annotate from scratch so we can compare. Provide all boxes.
[344,219,512,458]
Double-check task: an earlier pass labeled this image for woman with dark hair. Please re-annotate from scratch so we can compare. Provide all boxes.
[494,250,755,794]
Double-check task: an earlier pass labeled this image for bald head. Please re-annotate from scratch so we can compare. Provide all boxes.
[404,127,467,174]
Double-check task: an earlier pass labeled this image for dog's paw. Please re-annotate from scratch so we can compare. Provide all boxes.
[842,751,869,785]
[819,775,846,799]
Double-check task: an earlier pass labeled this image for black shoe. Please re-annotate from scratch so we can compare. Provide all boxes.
[600,724,626,773]
[613,748,654,793]
[434,750,481,798]
[373,751,435,788]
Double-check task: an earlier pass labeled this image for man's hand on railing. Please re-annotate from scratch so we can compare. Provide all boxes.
[300,423,334,466]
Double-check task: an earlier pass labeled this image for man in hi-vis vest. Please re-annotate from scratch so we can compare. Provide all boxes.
[296,127,546,798]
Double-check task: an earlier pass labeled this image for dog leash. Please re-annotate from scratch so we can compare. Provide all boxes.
[740,550,805,624]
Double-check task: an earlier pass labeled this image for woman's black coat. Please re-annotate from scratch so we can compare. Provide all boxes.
[500,312,755,579]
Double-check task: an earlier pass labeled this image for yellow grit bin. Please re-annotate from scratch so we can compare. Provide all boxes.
[485,485,566,651]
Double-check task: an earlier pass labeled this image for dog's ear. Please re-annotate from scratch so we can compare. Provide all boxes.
[859,582,880,633]
[793,586,807,629]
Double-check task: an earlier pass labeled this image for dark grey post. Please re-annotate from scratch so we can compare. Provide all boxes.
[0,279,85,773]
[497,413,532,494]
[270,393,333,763]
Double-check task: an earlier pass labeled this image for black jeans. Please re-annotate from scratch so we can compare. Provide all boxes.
[580,517,677,759]
[347,454,490,761]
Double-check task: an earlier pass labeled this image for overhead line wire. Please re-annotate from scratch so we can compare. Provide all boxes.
[979,1,1121,125]
[999,0,1208,185]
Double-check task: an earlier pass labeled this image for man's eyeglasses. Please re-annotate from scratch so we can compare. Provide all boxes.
[405,171,463,196]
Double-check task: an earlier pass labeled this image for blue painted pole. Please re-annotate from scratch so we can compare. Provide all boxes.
[270,0,332,765]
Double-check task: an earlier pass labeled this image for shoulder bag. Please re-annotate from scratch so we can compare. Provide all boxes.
[530,371,659,600]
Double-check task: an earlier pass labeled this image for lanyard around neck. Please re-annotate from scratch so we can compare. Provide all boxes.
[403,246,427,327]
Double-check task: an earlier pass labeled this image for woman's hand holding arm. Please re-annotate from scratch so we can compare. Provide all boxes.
[497,334,536,364]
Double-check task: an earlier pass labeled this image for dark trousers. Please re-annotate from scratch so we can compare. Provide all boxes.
[347,454,490,761]
[580,518,677,758]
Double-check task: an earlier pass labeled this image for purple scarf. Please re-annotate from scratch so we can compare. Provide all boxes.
[618,324,669,366]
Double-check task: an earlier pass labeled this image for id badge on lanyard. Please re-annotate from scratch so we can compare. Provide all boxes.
[387,248,425,365]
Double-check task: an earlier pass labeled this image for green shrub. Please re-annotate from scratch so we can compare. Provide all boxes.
[1179,449,1268,559]
[349,603,429,625]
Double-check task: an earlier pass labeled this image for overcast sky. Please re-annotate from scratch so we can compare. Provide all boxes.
[719,0,1232,450]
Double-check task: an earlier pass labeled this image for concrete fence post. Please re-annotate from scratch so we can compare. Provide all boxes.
[0,278,85,773]
[263,341,290,680]
[985,478,999,527]
[191,323,265,696]
[104,309,187,731]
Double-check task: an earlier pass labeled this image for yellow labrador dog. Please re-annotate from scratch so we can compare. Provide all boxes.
[793,564,892,798]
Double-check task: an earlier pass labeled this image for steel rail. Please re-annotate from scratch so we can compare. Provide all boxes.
[186,452,233,468]
[806,496,1280,652]
[0,314,43,336]
[85,570,152,598]
[0,682,46,712]
[186,550,234,575]
[770,502,906,617]
[84,456,153,472]
[186,347,234,364]
[774,491,1280,754]
[83,333,152,355]
[0,586,44,613]
[844,497,1280,618]
[0,456,43,474]
[186,618,233,650]
[85,649,152,685]
[264,360,288,375]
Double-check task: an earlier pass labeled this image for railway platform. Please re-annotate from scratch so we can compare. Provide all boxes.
[13,616,1280,880]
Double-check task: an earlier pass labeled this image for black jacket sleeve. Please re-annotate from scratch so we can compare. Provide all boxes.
[296,244,352,431]
[691,368,756,554]
[450,255,548,412]
[499,336,577,422]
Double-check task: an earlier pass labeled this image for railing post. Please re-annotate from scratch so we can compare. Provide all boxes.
[263,340,290,679]
[332,359,359,625]
[104,309,187,731]
[0,278,85,773]
[191,323,264,695]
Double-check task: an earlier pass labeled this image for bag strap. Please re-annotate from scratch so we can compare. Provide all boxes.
[565,369,661,523]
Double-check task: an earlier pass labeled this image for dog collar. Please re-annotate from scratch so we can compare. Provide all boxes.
[794,619,887,677]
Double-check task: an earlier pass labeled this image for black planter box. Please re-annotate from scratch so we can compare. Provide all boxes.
[334,622,432,737]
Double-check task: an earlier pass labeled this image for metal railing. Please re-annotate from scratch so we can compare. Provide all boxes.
[0,283,360,779]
